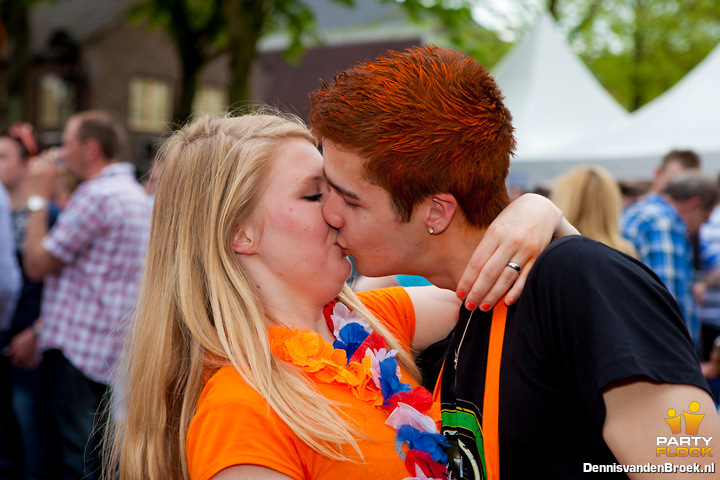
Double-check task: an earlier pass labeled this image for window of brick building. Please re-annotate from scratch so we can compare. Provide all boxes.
[37,73,75,130]
[192,84,227,118]
[128,76,172,133]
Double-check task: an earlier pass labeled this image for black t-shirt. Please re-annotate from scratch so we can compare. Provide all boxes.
[440,236,710,480]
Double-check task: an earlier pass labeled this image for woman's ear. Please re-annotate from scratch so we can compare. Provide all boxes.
[425,193,458,235]
[232,227,257,255]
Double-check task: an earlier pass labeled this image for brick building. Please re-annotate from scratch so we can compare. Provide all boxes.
[2,0,431,168]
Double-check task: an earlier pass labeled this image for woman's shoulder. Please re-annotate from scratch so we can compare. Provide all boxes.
[199,365,265,408]
[188,366,304,480]
[355,287,413,327]
[355,287,415,347]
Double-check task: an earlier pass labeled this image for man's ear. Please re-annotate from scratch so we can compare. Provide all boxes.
[678,196,703,214]
[687,196,703,209]
[425,193,457,235]
[232,227,257,255]
[675,196,703,220]
[653,167,663,185]
[84,137,103,161]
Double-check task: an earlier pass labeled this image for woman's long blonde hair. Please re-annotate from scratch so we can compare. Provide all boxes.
[104,113,420,480]
[551,165,638,258]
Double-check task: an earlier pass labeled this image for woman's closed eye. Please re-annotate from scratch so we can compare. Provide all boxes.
[303,193,324,202]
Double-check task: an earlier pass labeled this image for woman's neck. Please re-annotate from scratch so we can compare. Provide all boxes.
[236,254,345,344]
[249,272,337,343]
[264,298,336,343]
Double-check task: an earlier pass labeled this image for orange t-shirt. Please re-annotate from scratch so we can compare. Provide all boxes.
[186,288,421,480]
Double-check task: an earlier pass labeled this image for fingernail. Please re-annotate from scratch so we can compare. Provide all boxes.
[480,303,491,312]
[456,290,466,300]
[466,302,476,311]
[507,297,515,305]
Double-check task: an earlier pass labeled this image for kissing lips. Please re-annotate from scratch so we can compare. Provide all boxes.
[335,241,350,257]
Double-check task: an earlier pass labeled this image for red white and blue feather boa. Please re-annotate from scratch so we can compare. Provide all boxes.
[268,301,449,480]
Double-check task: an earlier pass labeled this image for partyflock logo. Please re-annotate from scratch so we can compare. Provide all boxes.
[656,401,713,457]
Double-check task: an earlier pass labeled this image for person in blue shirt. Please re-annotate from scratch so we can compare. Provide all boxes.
[622,171,719,348]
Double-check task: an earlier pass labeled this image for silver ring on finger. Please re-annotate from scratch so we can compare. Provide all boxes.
[506,262,522,273]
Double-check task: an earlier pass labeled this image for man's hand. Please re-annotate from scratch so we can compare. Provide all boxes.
[693,281,708,306]
[456,194,579,310]
[22,149,65,281]
[27,148,62,200]
[701,337,720,379]
[4,327,39,369]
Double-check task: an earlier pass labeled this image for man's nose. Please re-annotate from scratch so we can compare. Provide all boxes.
[322,190,344,229]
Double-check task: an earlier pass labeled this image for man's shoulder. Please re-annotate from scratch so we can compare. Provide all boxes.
[623,196,674,223]
[527,235,661,292]
[700,207,720,243]
[73,168,147,209]
[622,202,682,240]
[534,235,626,269]
[95,165,143,191]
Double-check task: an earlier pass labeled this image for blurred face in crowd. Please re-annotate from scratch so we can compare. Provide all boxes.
[0,137,26,190]
[683,203,714,236]
[61,118,89,180]
[654,159,693,194]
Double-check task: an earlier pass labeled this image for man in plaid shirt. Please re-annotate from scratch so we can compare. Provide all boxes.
[622,170,719,349]
[22,110,151,479]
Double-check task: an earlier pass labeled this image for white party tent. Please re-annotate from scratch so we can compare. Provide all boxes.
[512,40,720,187]
[493,13,630,188]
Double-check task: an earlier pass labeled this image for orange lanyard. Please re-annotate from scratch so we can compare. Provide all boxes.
[432,302,508,480]
[482,301,508,480]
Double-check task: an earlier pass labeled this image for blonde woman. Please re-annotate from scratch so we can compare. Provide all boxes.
[104,113,567,480]
[551,165,638,258]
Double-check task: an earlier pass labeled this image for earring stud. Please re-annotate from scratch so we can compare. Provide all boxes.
[428,227,434,234]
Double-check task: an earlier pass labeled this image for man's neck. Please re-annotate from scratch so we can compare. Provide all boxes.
[663,195,692,227]
[420,224,486,292]
[662,194,679,211]
[83,158,116,181]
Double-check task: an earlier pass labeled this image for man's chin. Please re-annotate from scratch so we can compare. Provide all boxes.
[354,261,390,279]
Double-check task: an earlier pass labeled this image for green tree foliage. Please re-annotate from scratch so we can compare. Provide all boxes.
[0,0,45,126]
[570,0,720,110]
[132,0,479,124]
[430,13,514,68]
[222,0,320,113]
[128,0,226,124]
[484,0,720,111]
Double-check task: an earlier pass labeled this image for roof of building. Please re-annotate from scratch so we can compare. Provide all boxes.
[27,0,426,55]
[30,0,133,53]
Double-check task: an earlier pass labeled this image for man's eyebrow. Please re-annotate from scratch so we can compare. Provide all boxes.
[323,168,360,200]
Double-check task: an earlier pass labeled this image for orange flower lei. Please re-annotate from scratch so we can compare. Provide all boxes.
[266,301,449,480]
[268,326,383,405]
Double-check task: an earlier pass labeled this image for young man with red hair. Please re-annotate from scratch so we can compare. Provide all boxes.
[310,45,719,479]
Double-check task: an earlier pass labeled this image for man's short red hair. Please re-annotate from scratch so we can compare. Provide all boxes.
[309,45,515,228]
